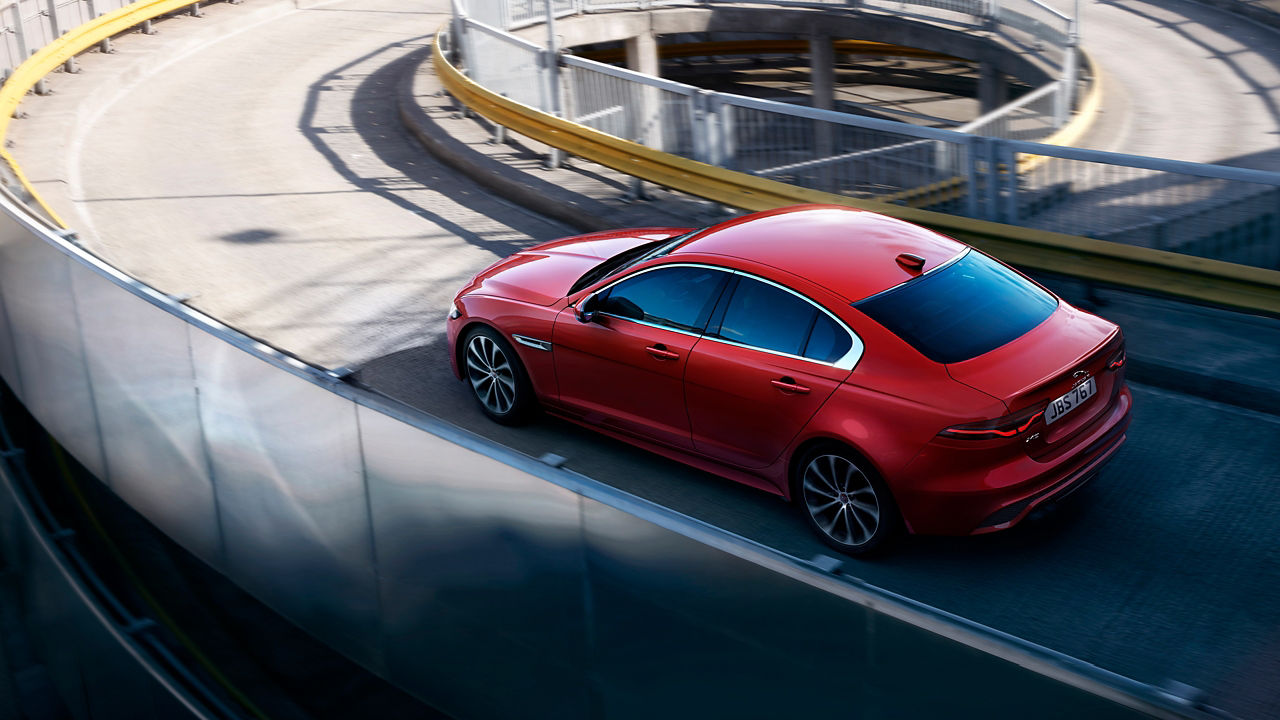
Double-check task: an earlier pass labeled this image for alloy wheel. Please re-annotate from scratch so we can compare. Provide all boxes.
[466,333,517,416]
[801,453,881,547]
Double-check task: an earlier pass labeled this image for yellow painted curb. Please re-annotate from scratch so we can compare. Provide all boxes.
[1018,48,1104,173]
[0,0,206,228]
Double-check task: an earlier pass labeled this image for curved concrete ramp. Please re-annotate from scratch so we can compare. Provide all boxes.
[6,1,1280,719]
[1076,0,1280,168]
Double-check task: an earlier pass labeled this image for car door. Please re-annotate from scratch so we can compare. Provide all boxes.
[553,264,730,450]
[685,275,860,469]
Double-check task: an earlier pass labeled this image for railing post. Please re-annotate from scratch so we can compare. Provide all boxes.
[984,0,1000,30]
[11,6,28,94]
[690,90,707,163]
[964,136,982,219]
[45,0,60,38]
[449,0,467,66]
[1057,0,1081,126]
[970,136,1003,222]
[716,96,735,171]
[998,140,1019,224]
[543,0,565,169]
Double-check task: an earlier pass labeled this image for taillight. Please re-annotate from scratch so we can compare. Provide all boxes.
[938,404,1046,440]
[1107,345,1126,370]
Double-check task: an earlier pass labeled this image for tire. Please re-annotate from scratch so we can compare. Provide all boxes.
[462,326,536,425]
[794,444,901,556]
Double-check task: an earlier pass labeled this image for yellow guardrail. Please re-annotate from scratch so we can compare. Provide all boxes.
[435,34,1280,317]
[0,0,206,228]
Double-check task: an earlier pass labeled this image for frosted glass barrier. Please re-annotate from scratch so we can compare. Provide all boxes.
[70,261,222,568]
[0,285,22,399]
[0,220,106,481]
[581,499,1149,719]
[189,329,383,672]
[360,404,588,719]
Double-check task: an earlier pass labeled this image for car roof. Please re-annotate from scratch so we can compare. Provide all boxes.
[670,205,968,302]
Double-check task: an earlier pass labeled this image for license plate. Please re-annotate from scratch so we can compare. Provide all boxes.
[1045,377,1096,426]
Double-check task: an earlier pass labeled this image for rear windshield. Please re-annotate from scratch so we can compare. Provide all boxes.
[854,250,1057,364]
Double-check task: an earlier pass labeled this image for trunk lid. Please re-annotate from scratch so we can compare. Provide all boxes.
[947,304,1123,459]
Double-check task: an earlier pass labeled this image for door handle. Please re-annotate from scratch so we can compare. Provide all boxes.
[771,377,811,394]
[645,344,679,361]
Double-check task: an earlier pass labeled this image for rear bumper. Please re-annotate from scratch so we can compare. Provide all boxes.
[895,385,1132,536]
[971,417,1126,533]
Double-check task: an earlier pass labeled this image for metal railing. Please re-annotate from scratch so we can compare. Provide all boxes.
[450,8,1280,271]
[437,39,1280,316]
[959,80,1062,141]
[0,0,180,80]
[467,0,1079,82]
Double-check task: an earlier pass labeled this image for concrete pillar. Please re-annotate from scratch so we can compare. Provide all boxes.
[810,34,836,190]
[625,31,663,162]
[624,32,659,77]
[809,34,835,111]
[979,63,1008,113]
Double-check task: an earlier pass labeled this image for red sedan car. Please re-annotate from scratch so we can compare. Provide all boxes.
[447,205,1131,554]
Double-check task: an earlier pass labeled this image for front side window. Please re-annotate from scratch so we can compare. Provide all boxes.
[600,266,728,332]
[713,277,854,363]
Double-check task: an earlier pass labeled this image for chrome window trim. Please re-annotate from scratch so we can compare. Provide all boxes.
[582,262,865,371]
[711,272,865,372]
[512,334,553,351]
[851,247,970,306]
[596,314,706,340]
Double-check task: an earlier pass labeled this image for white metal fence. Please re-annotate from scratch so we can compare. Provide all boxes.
[0,0,156,79]
[450,5,1280,270]
[469,0,1078,77]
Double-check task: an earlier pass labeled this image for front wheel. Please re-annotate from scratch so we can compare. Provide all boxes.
[463,326,535,425]
[795,445,901,556]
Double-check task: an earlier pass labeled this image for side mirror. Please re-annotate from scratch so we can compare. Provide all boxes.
[575,293,599,323]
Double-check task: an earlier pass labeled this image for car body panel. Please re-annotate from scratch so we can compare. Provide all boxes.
[463,228,691,306]
[685,340,849,469]
[552,309,701,451]
[449,294,562,400]
[671,205,967,302]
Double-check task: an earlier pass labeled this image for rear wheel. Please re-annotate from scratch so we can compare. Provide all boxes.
[463,326,535,425]
[795,444,900,556]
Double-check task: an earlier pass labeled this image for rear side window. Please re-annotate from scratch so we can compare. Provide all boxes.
[855,250,1057,364]
[713,277,853,363]
[717,278,814,355]
[601,266,728,332]
[804,313,853,363]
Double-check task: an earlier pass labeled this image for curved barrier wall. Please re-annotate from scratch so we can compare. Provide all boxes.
[0,2,1237,719]
[0,181,1221,719]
